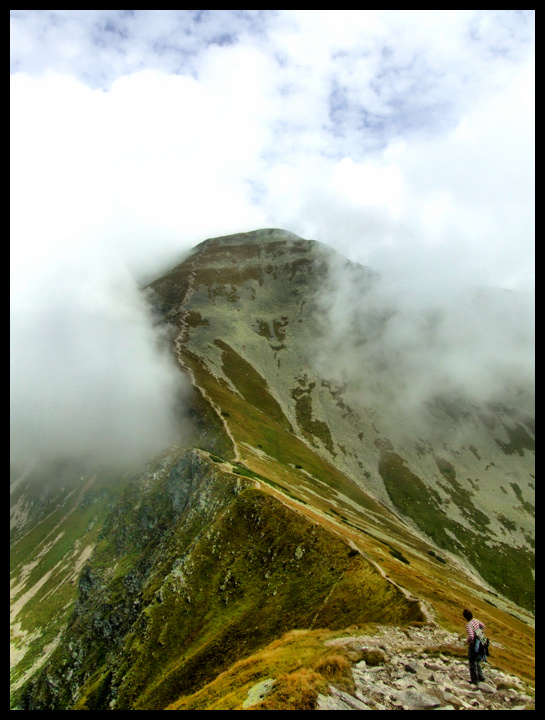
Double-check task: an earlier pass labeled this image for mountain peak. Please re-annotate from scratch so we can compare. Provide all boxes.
[190,228,343,264]
[197,228,305,248]
[11,228,534,710]
[150,229,534,616]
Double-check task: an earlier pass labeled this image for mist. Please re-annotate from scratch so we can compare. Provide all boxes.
[10,254,192,470]
[313,252,535,428]
[10,11,534,466]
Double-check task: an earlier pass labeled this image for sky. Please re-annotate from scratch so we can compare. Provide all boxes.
[10,10,535,468]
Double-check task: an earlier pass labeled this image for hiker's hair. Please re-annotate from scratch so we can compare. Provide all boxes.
[463,609,473,621]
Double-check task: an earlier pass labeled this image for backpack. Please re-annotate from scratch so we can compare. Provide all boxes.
[474,627,490,660]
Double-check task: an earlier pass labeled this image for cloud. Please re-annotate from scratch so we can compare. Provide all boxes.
[261,51,534,292]
[9,10,275,86]
[10,11,534,465]
[10,61,273,469]
[10,256,191,468]
[313,253,535,435]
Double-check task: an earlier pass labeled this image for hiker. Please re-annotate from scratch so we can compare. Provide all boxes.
[463,609,486,685]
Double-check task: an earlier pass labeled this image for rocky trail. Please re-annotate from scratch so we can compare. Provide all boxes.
[316,624,534,711]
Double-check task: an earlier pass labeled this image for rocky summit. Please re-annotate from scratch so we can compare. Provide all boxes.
[10,230,534,710]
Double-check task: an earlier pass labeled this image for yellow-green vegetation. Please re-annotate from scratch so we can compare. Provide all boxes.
[182,350,394,522]
[10,466,132,689]
[214,339,292,432]
[11,363,535,710]
[11,231,534,710]
[355,647,387,665]
[173,352,535,690]
[291,385,335,454]
[184,345,535,622]
[118,483,420,710]
[13,450,421,711]
[251,669,328,711]
[378,447,534,612]
[166,628,376,711]
[434,455,491,530]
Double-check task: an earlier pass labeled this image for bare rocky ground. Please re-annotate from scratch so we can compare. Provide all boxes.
[316,624,535,711]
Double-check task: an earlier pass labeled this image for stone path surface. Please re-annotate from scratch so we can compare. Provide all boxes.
[316,624,535,711]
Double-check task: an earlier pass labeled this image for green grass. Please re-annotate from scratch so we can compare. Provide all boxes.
[119,485,421,710]
[10,468,133,690]
[496,422,535,456]
[434,455,491,531]
[182,350,395,523]
[166,628,358,710]
[378,448,535,612]
[292,392,335,454]
[172,352,535,671]
[214,339,293,432]
[184,350,535,614]
[15,455,423,711]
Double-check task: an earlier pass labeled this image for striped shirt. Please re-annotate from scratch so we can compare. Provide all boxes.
[466,617,485,644]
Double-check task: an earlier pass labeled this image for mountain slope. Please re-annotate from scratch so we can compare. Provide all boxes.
[10,229,534,710]
[150,228,535,612]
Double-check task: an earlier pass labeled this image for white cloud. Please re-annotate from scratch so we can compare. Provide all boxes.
[10,10,534,465]
[10,65,271,467]
[10,259,191,468]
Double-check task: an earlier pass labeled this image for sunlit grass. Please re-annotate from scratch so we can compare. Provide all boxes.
[166,628,370,710]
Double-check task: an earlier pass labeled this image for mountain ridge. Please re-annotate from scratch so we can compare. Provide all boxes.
[150,228,534,611]
[10,228,534,709]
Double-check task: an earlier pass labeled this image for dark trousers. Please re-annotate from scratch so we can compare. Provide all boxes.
[468,643,485,683]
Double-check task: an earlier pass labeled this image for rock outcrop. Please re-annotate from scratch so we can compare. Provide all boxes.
[317,624,534,711]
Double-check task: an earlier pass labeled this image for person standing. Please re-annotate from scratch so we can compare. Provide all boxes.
[463,608,486,684]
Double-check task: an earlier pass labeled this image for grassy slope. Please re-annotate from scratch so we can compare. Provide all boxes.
[10,467,132,691]
[166,234,534,616]
[10,350,534,711]
[166,628,368,710]
[13,449,422,711]
[11,233,534,709]
[176,349,535,701]
[122,486,421,710]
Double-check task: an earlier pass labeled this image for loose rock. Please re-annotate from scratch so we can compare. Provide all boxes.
[316,624,534,711]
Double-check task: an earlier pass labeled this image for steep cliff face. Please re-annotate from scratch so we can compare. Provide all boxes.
[11,229,534,709]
